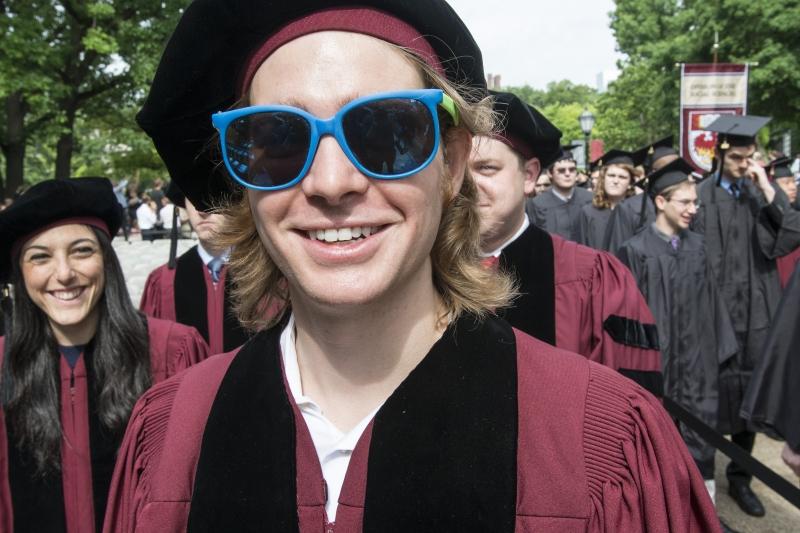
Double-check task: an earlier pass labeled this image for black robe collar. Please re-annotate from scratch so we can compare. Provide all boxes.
[173,246,249,352]
[188,313,518,531]
[498,224,557,345]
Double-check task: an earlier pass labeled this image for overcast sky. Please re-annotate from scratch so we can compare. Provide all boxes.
[447,0,624,89]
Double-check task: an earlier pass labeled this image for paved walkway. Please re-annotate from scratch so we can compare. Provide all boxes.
[115,235,800,531]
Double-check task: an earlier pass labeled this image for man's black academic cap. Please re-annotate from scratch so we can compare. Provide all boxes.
[0,178,123,281]
[704,115,771,148]
[490,91,563,169]
[137,0,487,210]
[767,157,794,179]
[647,157,695,198]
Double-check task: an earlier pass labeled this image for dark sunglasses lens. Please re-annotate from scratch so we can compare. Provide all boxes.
[342,98,436,176]
[225,112,311,188]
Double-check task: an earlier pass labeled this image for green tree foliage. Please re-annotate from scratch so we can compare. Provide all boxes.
[0,0,187,194]
[602,0,800,150]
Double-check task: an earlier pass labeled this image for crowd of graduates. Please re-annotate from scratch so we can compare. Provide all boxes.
[0,1,799,532]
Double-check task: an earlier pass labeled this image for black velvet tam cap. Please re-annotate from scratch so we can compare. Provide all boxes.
[705,114,771,148]
[490,91,562,168]
[0,178,123,281]
[647,157,695,197]
[767,157,794,179]
[165,180,186,208]
[138,0,487,210]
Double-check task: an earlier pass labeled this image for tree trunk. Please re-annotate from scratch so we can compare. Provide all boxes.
[3,91,27,197]
[54,103,77,180]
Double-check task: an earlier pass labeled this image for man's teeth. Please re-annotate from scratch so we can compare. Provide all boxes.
[308,226,377,242]
[51,288,83,301]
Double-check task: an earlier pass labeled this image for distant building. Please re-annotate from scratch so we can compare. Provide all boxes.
[596,69,619,93]
[486,73,502,90]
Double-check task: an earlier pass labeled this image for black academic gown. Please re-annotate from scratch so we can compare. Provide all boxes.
[692,179,800,434]
[526,187,592,241]
[604,193,656,255]
[575,204,614,251]
[741,261,800,451]
[618,226,738,472]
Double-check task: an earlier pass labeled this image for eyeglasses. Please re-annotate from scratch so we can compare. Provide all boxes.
[553,166,577,175]
[669,198,701,209]
[212,89,459,191]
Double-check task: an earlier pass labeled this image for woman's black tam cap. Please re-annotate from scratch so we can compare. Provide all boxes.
[0,178,122,281]
[137,0,486,210]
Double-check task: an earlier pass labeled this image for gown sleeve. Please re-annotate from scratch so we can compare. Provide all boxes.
[102,379,184,533]
[758,188,800,259]
[587,250,661,380]
[584,365,721,532]
[139,265,168,318]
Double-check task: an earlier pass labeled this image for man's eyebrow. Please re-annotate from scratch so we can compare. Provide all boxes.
[276,94,361,114]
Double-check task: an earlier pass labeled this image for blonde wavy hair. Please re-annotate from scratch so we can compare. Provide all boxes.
[592,163,636,210]
[213,44,516,331]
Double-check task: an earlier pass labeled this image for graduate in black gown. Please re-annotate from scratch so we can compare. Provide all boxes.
[692,114,800,517]
[604,137,679,254]
[617,157,739,507]
[576,150,638,251]
[525,146,592,240]
[741,260,800,477]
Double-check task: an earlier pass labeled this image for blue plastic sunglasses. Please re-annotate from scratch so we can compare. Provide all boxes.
[212,89,459,191]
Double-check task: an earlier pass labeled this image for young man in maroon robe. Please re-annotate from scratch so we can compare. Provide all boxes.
[139,183,249,354]
[471,91,661,391]
[103,1,719,531]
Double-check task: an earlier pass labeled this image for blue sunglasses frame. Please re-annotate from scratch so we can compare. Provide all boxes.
[211,89,459,191]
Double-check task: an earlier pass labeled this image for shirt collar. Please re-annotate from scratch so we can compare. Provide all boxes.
[550,187,574,202]
[196,242,231,267]
[483,214,530,257]
[651,223,677,243]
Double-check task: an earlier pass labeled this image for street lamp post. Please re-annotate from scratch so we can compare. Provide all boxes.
[578,108,596,171]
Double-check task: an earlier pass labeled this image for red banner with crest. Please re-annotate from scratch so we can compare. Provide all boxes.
[679,63,748,173]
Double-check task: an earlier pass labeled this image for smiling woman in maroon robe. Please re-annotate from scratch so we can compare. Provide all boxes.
[0,178,209,533]
[103,1,719,532]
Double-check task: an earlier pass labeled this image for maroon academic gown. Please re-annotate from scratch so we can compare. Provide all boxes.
[139,246,249,354]
[103,315,717,532]
[0,317,209,533]
[499,224,662,390]
[777,247,800,288]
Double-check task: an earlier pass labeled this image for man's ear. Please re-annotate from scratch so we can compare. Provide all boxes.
[654,194,667,212]
[522,157,541,196]
[443,128,471,200]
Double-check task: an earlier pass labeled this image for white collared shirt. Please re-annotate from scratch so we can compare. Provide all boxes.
[280,315,381,522]
[195,242,231,267]
[482,214,530,258]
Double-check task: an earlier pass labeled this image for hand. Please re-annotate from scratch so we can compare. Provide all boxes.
[747,158,775,204]
[782,442,800,477]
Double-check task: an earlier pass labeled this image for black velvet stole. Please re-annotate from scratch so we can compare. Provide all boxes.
[188,314,518,532]
[363,314,518,532]
[174,246,209,344]
[6,342,120,532]
[499,224,557,345]
[174,246,250,352]
[7,418,66,532]
[84,344,126,533]
[221,273,250,352]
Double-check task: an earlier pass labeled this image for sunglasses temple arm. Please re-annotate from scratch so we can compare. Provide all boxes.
[439,94,460,127]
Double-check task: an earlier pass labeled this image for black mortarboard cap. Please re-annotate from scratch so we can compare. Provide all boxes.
[490,91,562,168]
[647,157,695,198]
[633,136,677,172]
[0,178,123,281]
[705,114,771,148]
[138,0,487,210]
[592,149,642,169]
[165,180,186,208]
[552,143,581,165]
[767,157,794,179]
